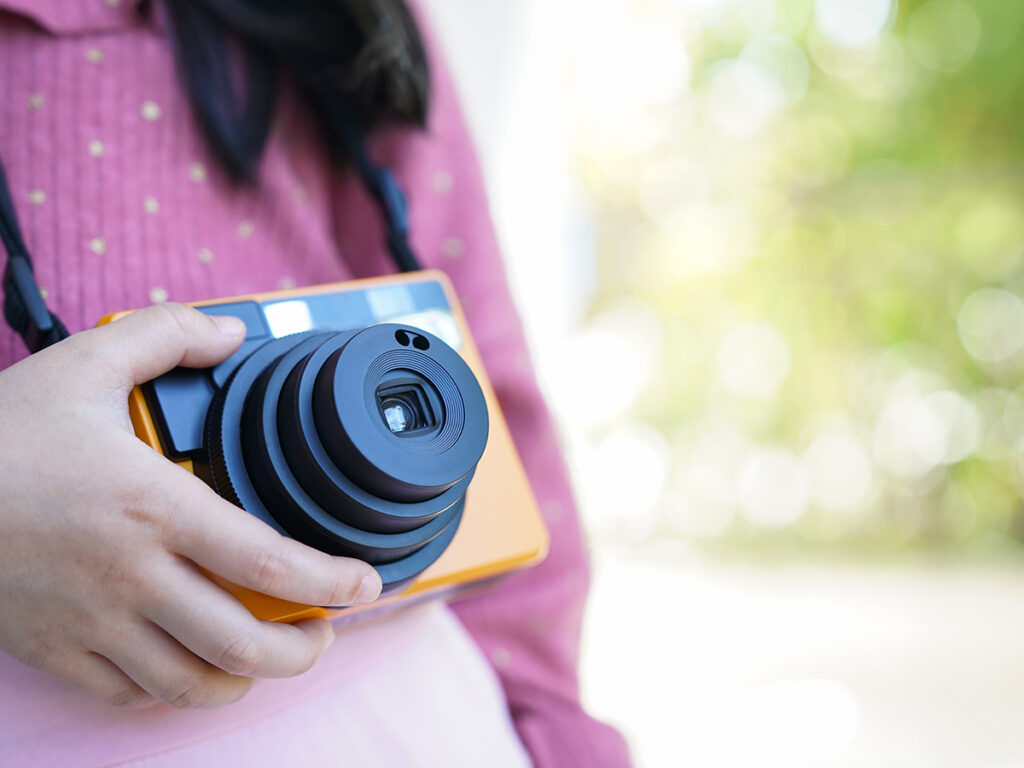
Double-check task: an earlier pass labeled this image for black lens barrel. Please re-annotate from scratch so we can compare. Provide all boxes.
[205,325,488,596]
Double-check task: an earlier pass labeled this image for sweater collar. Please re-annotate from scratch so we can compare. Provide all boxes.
[0,0,150,35]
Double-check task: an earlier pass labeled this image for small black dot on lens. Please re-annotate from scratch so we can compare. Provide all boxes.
[412,335,429,351]
[395,330,410,346]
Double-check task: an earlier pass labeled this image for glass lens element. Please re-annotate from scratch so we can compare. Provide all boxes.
[382,398,414,433]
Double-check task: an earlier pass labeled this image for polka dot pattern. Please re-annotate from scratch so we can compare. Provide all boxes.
[442,236,465,260]
[490,647,512,670]
[543,499,565,522]
[140,100,161,121]
[432,170,454,194]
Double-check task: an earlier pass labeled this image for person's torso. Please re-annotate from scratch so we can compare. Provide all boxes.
[0,0,363,371]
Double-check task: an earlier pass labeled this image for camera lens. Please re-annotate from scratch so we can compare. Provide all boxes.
[376,381,436,435]
[205,324,488,597]
[381,398,413,433]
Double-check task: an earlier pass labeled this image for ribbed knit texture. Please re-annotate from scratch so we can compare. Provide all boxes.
[0,1,631,765]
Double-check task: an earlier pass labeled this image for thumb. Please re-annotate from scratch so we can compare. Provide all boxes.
[84,303,246,386]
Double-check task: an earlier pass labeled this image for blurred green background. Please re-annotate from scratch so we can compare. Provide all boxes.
[559,0,1024,558]
[431,1,1024,763]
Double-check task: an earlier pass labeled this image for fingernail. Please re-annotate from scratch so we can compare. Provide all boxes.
[355,572,382,604]
[212,314,246,337]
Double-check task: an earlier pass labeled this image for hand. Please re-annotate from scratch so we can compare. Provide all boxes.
[0,303,382,709]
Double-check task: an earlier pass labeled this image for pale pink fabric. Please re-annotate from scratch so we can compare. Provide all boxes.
[0,1,631,765]
[5,602,534,768]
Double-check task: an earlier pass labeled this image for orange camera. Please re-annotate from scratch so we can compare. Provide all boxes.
[98,270,548,625]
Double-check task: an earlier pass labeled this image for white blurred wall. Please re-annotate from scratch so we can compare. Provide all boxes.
[425,0,596,365]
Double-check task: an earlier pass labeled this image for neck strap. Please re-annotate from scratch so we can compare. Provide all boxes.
[0,120,421,354]
[0,161,68,353]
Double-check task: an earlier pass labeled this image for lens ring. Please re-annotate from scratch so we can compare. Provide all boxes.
[364,350,463,453]
[280,333,473,532]
[207,331,465,591]
[242,335,459,560]
[313,324,489,502]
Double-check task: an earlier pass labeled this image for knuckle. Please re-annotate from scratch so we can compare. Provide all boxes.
[216,634,262,676]
[148,302,196,348]
[117,478,173,531]
[325,566,360,607]
[165,679,210,710]
[63,326,116,375]
[250,547,290,595]
[106,684,152,709]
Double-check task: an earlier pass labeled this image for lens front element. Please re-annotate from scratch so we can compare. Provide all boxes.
[376,382,436,435]
[382,398,413,433]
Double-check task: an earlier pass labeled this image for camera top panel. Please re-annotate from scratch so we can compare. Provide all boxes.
[145,276,461,460]
[261,280,461,350]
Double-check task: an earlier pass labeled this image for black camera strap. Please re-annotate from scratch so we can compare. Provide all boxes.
[0,160,69,353]
[0,114,422,354]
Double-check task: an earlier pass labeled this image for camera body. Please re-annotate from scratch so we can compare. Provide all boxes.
[98,271,548,624]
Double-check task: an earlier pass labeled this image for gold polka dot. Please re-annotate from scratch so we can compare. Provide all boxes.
[237,220,254,238]
[149,287,168,303]
[277,276,296,290]
[104,0,121,7]
[490,647,512,669]
[143,196,160,214]
[197,248,214,264]
[86,47,103,64]
[293,187,308,203]
[39,287,49,300]
[88,140,105,157]
[89,237,106,255]
[432,171,454,194]
[442,236,465,260]
[27,189,46,205]
[189,162,207,183]
[28,93,43,109]
[140,101,162,121]
[543,499,564,522]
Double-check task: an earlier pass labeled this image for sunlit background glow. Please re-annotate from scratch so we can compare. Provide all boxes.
[430,0,1024,764]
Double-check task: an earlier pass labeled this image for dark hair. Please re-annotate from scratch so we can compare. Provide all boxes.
[162,0,430,183]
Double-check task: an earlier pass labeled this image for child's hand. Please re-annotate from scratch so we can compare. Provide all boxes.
[0,304,382,709]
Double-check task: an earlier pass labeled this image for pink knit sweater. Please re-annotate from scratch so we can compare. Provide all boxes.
[0,1,630,765]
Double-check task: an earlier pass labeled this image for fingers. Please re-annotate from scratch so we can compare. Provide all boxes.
[77,303,246,387]
[142,558,335,679]
[165,472,382,608]
[101,620,254,709]
[51,650,157,709]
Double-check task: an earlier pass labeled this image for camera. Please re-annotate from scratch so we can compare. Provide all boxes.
[98,271,548,624]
